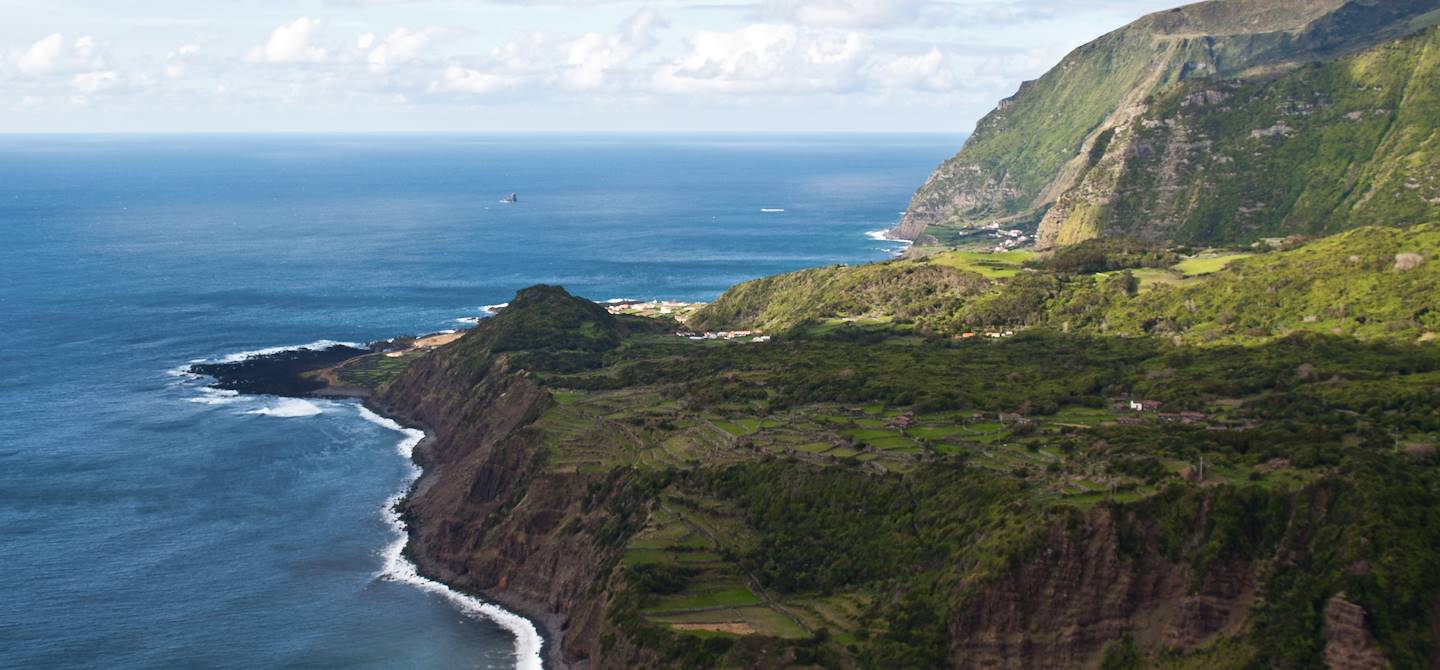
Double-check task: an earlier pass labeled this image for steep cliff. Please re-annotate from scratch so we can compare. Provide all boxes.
[894,0,1440,246]
[1038,23,1440,248]
[367,278,1440,669]
[376,286,673,668]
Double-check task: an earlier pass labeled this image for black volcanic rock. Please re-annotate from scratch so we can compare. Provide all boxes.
[189,344,369,397]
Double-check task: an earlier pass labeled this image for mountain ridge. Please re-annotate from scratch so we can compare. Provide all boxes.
[893,0,1440,246]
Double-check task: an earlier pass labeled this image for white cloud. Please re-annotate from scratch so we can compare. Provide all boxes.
[71,70,121,94]
[864,46,953,91]
[163,43,201,79]
[247,17,327,64]
[559,9,665,91]
[759,0,923,28]
[12,34,105,77]
[72,36,104,67]
[15,33,65,75]
[429,65,513,95]
[365,27,459,74]
[654,24,869,95]
[490,32,562,74]
[0,0,1188,130]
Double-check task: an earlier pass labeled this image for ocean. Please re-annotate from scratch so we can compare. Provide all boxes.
[0,133,958,669]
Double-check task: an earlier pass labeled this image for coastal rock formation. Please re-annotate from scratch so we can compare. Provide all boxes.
[894,0,1440,247]
[376,286,672,669]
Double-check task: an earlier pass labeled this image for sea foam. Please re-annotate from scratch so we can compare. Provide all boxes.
[865,229,911,244]
[189,387,243,405]
[247,398,324,418]
[358,406,544,670]
[214,339,362,364]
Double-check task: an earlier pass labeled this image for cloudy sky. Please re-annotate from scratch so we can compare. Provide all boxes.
[0,0,1182,132]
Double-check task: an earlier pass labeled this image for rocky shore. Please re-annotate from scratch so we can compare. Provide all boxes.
[190,338,571,669]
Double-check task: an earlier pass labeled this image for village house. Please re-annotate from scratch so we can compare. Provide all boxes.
[889,412,916,430]
[1129,399,1164,412]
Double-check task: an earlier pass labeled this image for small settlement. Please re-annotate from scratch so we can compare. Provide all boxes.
[604,299,774,344]
[984,222,1031,251]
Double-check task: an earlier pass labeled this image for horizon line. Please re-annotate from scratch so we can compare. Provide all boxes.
[0,129,969,137]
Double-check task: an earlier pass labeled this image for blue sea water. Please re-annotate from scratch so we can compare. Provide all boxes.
[0,133,958,669]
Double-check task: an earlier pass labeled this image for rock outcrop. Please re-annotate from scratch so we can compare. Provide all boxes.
[1321,594,1388,670]
[947,506,1256,668]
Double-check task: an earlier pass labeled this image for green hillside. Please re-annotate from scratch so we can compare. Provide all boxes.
[1042,24,1440,247]
[687,262,987,334]
[374,269,1440,668]
[895,0,1440,245]
[693,224,1440,345]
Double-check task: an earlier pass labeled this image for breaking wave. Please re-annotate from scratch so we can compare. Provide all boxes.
[358,406,544,670]
[246,398,324,418]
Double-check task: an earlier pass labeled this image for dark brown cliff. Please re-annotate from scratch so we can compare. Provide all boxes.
[374,286,668,669]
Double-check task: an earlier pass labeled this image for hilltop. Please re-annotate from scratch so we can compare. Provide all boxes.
[894,0,1440,247]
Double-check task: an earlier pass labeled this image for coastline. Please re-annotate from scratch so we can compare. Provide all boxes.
[182,340,561,670]
[358,400,566,670]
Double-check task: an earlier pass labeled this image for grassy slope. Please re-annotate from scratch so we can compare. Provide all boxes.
[1106,224,1440,341]
[1058,24,1440,246]
[694,224,1440,344]
[686,261,988,334]
[899,0,1440,244]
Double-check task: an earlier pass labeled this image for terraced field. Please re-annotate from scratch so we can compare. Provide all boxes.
[623,502,809,639]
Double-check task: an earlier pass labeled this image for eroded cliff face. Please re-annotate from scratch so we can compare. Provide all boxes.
[374,287,662,669]
[947,504,1258,668]
[368,286,1436,668]
[897,0,1440,246]
[1038,24,1440,249]
[1322,594,1388,670]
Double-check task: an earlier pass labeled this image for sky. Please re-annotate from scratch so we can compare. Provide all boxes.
[0,0,1185,133]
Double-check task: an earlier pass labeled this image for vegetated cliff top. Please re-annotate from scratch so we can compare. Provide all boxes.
[476,285,625,353]
[893,0,1440,245]
[431,285,673,369]
[694,223,1440,344]
[1137,0,1347,36]
[368,239,1440,667]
